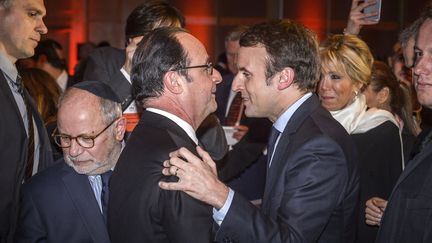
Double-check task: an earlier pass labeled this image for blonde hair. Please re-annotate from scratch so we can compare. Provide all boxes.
[320,34,374,90]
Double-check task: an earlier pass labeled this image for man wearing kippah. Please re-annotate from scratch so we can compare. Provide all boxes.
[15,81,126,243]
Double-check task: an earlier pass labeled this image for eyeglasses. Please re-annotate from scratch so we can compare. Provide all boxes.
[171,62,213,76]
[52,117,119,149]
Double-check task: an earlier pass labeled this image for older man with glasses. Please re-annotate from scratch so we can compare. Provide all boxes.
[15,81,127,243]
[108,26,222,243]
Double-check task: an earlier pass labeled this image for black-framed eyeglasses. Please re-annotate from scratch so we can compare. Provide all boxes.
[171,62,213,75]
[52,117,120,149]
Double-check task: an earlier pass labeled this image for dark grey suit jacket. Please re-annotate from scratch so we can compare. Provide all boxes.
[15,161,110,243]
[108,111,213,243]
[375,132,432,243]
[0,72,54,243]
[215,95,359,243]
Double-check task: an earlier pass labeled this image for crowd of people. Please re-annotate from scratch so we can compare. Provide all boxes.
[1,0,432,242]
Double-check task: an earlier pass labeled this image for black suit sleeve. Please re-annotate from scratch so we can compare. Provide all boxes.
[159,189,213,243]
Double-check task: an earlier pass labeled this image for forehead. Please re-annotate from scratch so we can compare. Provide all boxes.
[58,91,102,125]
[237,46,267,69]
[225,40,240,50]
[177,32,208,62]
[417,19,432,49]
[10,0,46,14]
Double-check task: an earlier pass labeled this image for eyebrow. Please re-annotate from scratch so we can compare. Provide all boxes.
[26,6,46,17]
[238,67,251,73]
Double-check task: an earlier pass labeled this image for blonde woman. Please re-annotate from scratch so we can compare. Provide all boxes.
[318,34,404,243]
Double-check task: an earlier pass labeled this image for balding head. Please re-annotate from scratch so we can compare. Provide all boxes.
[55,88,126,175]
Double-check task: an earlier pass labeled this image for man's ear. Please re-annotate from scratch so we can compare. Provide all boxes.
[114,117,127,141]
[377,87,390,105]
[277,67,295,90]
[163,71,183,94]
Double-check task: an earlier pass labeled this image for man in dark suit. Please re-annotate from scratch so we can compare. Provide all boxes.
[108,27,222,243]
[30,39,76,91]
[0,0,54,241]
[364,5,432,242]
[159,20,359,243]
[15,81,126,242]
[83,1,227,160]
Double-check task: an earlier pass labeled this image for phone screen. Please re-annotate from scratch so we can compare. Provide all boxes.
[364,0,382,22]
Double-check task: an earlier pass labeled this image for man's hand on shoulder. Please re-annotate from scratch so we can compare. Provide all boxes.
[159,146,229,210]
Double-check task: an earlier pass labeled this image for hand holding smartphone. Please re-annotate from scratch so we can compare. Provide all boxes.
[363,0,382,22]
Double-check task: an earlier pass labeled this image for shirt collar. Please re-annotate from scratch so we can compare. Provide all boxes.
[56,70,68,91]
[0,53,18,81]
[146,108,199,145]
[273,92,312,133]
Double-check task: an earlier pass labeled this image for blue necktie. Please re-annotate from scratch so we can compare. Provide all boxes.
[267,126,280,166]
[100,170,112,223]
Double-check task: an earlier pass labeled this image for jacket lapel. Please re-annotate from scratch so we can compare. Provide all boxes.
[0,72,26,131]
[262,95,319,206]
[61,165,110,243]
[390,141,432,194]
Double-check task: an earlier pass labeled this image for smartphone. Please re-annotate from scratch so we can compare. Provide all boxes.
[363,0,382,22]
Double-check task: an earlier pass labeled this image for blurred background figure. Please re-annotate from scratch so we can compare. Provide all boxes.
[363,61,417,162]
[28,39,75,92]
[21,68,63,161]
[318,34,404,243]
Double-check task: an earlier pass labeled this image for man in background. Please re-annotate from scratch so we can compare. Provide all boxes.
[83,0,227,159]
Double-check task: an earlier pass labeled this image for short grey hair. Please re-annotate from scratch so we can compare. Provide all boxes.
[99,98,122,125]
[398,19,421,48]
[0,0,12,8]
[225,25,248,42]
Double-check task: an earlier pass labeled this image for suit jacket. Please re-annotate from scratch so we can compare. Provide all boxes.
[83,47,131,108]
[0,71,54,243]
[15,160,110,243]
[215,95,359,243]
[108,111,214,243]
[375,131,432,243]
[83,47,228,160]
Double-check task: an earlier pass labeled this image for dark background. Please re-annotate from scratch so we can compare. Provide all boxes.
[42,0,430,74]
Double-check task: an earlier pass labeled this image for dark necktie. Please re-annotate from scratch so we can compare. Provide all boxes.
[267,126,280,166]
[100,170,112,223]
[225,92,243,126]
[15,76,35,181]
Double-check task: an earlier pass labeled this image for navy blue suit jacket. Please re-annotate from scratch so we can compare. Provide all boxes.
[215,95,359,243]
[15,161,110,243]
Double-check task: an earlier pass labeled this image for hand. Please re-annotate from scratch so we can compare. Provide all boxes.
[158,146,230,209]
[232,125,249,141]
[345,0,379,35]
[122,36,143,74]
[365,197,387,226]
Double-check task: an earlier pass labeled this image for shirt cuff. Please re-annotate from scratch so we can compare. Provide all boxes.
[120,68,131,83]
[212,188,234,226]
